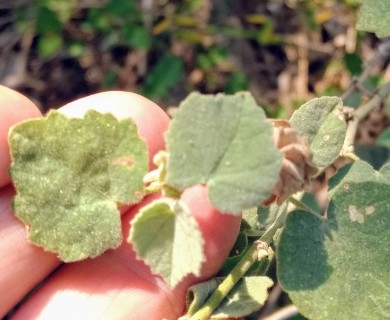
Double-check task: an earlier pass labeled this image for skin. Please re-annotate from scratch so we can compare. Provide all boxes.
[0,86,241,319]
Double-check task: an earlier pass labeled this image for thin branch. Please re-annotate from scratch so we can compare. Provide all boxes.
[342,82,390,154]
[340,40,390,102]
[189,245,259,320]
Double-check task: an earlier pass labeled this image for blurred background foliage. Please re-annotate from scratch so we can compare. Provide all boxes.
[2,0,387,116]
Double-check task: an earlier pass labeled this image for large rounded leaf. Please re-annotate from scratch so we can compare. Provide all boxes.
[277,161,390,320]
[9,110,148,262]
[166,92,282,214]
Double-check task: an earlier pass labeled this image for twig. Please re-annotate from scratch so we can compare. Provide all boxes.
[189,204,292,320]
[189,245,259,320]
[342,82,390,154]
[340,40,390,102]
[258,283,283,318]
[262,305,299,320]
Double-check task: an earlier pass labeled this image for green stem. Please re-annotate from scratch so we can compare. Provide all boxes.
[188,192,319,320]
[189,245,259,320]
[288,196,325,221]
[343,152,360,162]
[190,204,291,320]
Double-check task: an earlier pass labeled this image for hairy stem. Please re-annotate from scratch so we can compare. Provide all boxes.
[189,245,259,320]
[342,82,390,154]
[190,204,291,320]
[288,196,325,221]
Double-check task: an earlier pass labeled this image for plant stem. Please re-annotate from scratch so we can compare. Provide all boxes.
[342,82,390,154]
[189,244,259,320]
[340,41,390,102]
[343,152,360,162]
[288,196,325,221]
[190,204,291,320]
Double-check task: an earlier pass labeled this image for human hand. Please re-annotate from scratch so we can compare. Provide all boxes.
[0,87,241,319]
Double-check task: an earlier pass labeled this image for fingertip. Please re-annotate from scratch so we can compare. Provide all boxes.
[0,86,42,187]
[181,185,241,279]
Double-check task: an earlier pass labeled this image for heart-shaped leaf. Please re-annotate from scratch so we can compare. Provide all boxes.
[277,161,390,320]
[166,92,282,214]
[9,110,148,262]
[129,198,204,287]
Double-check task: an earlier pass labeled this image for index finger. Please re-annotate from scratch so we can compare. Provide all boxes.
[0,85,42,188]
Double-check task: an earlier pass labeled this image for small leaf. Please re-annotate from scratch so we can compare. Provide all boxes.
[38,33,63,58]
[9,110,147,262]
[36,6,61,34]
[277,161,390,320]
[142,54,184,98]
[356,0,390,38]
[166,92,282,214]
[129,198,205,287]
[290,96,347,167]
[122,25,151,49]
[187,276,273,318]
[241,207,261,236]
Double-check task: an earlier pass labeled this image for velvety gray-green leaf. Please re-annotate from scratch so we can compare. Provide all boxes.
[187,276,273,318]
[356,0,390,38]
[128,198,204,287]
[376,127,390,149]
[290,96,346,167]
[9,110,147,262]
[166,92,282,214]
[277,161,390,320]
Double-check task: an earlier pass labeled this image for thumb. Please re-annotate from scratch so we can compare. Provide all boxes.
[12,185,241,320]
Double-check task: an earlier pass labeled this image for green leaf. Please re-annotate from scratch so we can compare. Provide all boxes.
[376,127,390,149]
[241,207,261,236]
[166,92,282,214]
[107,0,138,18]
[142,54,184,99]
[277,161,390,320]
[225,72,248,94]
[356,0,390,38]
[290,96,347,167]
[122,25,151,49]
[129,198,204,287]
[187,276,273,318]
[36,6,61,34]
[38,33,63,58]
[9,110,147,262]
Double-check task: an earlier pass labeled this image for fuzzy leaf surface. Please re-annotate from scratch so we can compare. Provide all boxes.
[9,110,147,262]
[290,96,346,167]
[166,92,282,214]
[277,161,390,320]
[129,198,204,287]
[356,0,390,38]
[187,276,273,318]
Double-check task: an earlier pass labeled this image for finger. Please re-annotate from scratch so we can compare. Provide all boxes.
[1,91,170,318]
[12,187,241,320]
[0,85,42,188]
[0,185,59,319]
